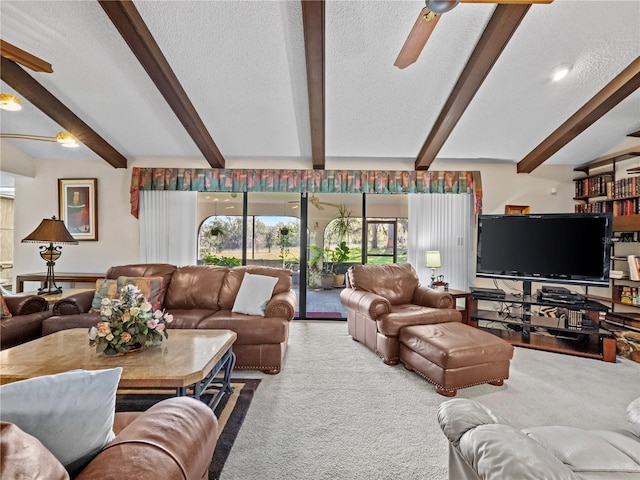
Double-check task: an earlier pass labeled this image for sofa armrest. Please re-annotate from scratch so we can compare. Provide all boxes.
[265,290,297,320]
[76,397,218,480]
[437,399,510,447]
[412,285,454,309]
[52,290,95,315]
[340,288,391,319]
[5,295,49,315]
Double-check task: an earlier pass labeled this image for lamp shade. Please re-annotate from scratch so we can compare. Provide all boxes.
[425,251,441,268]
[22,217,78,245]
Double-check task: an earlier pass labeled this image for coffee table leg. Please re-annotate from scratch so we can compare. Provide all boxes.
[177,347,236,411]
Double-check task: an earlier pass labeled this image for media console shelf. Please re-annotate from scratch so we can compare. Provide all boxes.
[471,281,616,362]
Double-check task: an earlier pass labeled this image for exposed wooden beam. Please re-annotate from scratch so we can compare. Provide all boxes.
[99,0,225,168]
[415,4,530,170]
[1,57,127,168]
[301,0,325,170]
[628,129,640,137]
[0,39,53,73]
[518,56,640,173]
[573,148,640,173]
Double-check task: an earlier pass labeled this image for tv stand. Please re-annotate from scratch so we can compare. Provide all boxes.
[471,280,616,362]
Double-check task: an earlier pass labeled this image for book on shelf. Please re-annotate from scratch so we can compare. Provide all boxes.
[628,255,640,281]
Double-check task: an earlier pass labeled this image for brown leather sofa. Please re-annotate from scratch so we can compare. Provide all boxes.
[42,263,297,374]
[340,263,462,365]
[1,294,51,350]
[1,396,218,480]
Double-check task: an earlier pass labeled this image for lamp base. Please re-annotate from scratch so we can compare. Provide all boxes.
[37,285,63,295]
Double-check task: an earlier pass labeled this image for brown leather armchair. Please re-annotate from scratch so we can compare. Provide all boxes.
[340,263,462,365]
[0,294,51,350]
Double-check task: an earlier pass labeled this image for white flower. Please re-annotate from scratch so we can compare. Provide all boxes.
[106,333,114,341]
[140,302,152,313]
[129,306,140,317]
[88,326,98,340]
[156,323,165,333]
[101,306,113,317]
[101,297,112,306]
[153,310,164,319]
[163,313,174,323]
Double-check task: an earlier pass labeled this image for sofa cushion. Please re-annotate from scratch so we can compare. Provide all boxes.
[0,422,69,480]
[0,368,122,477]
[627,397,640,437]
[219,266,292,310]
[377,304,462,336]
[90,278,119,313]
[347,263,418,305]
[105,264,176,303]
[163,308,218,329]
[523,426,640,474]
[116,276,165,309]
[232,273,279,316]
[163,265,228,310]
[198,313,289,344]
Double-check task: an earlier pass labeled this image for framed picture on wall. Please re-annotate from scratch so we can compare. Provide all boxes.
[504,204,530,215]
[58,178,98,241]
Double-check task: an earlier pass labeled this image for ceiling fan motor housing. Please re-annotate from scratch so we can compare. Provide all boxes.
[426,0,460,14]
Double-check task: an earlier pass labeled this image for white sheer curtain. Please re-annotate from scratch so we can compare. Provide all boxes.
[408,193,473,290]
[139,191,198,266]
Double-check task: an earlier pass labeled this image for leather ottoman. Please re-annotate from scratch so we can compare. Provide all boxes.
[399,322,514,397]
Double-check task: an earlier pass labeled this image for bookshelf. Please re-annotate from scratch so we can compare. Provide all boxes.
[573,150,640,232]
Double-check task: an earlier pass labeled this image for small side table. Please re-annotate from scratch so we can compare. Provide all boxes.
[435,287,474,326]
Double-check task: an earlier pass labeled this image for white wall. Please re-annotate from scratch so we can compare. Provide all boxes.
[11,156,579,291]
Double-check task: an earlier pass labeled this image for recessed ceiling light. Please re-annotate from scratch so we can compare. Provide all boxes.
[550,63,572,82]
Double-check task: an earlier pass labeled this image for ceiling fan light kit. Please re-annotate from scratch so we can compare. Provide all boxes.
[0,131,79,148]
[55,132,80,148]
[0,93,22,111]
[426,0,461,14]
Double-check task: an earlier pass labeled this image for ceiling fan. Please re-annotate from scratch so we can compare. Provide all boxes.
[289,194,340,211]
[394,0,553,69]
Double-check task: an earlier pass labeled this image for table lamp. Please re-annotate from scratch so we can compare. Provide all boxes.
[425,250,441,287]
[21,216,78,295]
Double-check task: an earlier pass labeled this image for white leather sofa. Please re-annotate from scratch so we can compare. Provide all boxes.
[437,397,640,480]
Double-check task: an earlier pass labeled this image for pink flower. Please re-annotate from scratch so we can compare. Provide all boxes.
[147,319,159,329]
[121,332,132,343]
[153,310,164,319]
[163,313,174,324]
[97,322,111,337]
[156,323,165,333]
[122,312,131,322]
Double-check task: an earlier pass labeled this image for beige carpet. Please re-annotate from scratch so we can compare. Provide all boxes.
[225,320,640,480]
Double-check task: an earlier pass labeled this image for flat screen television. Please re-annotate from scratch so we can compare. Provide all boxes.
[476,213,613,287]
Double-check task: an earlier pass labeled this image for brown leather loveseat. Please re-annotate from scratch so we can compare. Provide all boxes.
[42,263,297,374]
[1,293,51,350]
[340,263,462,365]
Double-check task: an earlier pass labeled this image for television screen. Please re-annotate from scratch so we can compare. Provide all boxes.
[476,213,612,286]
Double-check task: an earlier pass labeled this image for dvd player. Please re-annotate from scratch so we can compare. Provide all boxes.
[471,287,506,299]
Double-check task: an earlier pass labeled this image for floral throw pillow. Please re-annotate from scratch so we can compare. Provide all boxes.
[0,292,12,318]
[116,276,165,310]
[90,279,119,313]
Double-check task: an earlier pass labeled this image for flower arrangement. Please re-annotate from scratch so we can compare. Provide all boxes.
[88,283,173,355]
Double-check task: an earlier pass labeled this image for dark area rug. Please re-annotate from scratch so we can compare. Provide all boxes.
[116,378,261,480]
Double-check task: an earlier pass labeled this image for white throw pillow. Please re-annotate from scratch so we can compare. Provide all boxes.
[0,368,122,477]
[232,273,279,316]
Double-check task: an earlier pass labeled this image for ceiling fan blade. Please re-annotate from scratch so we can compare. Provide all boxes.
[394,8,441,69]
[0,40,53,73]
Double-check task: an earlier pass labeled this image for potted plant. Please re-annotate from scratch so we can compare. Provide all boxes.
[307,245,323,290]
[329,241,350,286]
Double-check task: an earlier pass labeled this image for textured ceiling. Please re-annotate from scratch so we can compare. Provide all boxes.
[0,0,639,169]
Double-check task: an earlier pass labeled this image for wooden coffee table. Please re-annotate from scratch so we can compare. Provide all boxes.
[0,329,237,409]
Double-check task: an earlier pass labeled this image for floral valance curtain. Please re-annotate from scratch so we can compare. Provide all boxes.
[129,167,482,218]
